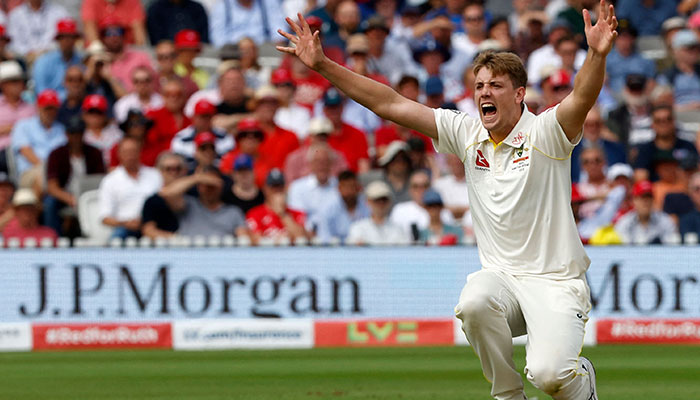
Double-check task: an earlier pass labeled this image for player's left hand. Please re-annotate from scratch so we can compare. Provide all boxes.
[584,0,618,56]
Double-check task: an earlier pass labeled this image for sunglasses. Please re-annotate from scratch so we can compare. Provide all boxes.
[162,165,183,173]
[582,158,603,164]
[653,117,673,124]
[465,15,484,22]
[157,53,176,61]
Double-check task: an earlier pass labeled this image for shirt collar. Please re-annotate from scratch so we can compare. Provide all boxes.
[476,104,534,148]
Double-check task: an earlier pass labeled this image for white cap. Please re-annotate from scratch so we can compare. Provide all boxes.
[308,116,333,136]
[0,60,24,82]
[606,163,634,181]
[254,85,278,101]
[365,180,392,200]
[12,188,38,207]
[378,140,409,167]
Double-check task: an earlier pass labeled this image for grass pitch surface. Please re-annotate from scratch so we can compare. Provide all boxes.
[1,345,698,399]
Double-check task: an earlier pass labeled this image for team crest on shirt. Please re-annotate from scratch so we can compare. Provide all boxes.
[511,144,530,171]
[475,149,490,171]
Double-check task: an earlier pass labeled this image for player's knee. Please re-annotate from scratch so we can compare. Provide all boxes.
[454,293,493,326]
[526,362,571,395]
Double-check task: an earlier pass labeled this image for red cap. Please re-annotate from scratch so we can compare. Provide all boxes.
[632,180,653,197]
[270,68,293,85]
[194,131,217,147]
[56,18,79,37]
[546,69,572,88]
[99,15,123,29]
[236,118,262,133]
[0,25,9,40]
[81,94,108,112]
[571,183,585,203]
[37,90,61,108]
[193,99,217,116]
[174,29,201,50]
[306,16,323,28]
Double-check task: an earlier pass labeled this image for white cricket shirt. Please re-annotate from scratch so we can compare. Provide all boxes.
[433,105,590,279]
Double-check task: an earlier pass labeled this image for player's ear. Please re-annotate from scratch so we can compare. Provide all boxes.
[515,86,526,105]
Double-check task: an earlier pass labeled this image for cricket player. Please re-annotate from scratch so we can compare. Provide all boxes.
[278,1,618,398]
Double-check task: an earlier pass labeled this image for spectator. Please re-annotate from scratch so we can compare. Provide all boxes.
[606,74,655,148]
[189,131,229,175]
[614,180,678,244]
[171,99,233,170]
[153,40,198,98]
[555,0,596,41]
[252,86,300,173]
[311,169,370,244]
[186,66,250,131]
[577,147,611,219]
[363,15,414,86]
[209,0,286,46]
[141,152,187,239]
[285,54,331,110]
[346,180,408,245]
[616,0,678,36]
[321,88,370,174]
[7,0,68,60]
[487,16,513,51]
[389,169,454,241]
[143,78,191,167]
[146,0,209,45]
[679,172,700,241]
[513,10,549,64]
[527,18,585,87]
[419,189,463,245]
[411,39,462,101]
[366,140,412,203]
[44,117,105,235]
[605,19,656,93]
[0,24,23,68]
[57,65,86,126]
[98,137,162,239]
[81,94,123,165]
[307,0,340,41]
[173,29,209,90]
[554,34,580,77]
[652,153,688,211]
[633,105,699,182]
[0,61,34,151]
[434,153,469,221]
[284,116,348,183]
[81,0,147,46]
[10,90,65,192]
[113,66,163,124]
[160,166,249,239]
[100,18,153,93]
[538,68,572,111]
[658,30,700,112]
[270,68,311,139]
[323,0,361,49]
[246,169,309,243]
[423,76,447,108]
[83,40,125,109]
[452,2,487,62]
[238,37,271,90]
[287,143,340,227]
[2,188,57,246]
[32,18,82,100]
[0,171,15,232]
[219,118,266,186]
[108,110,154,168]
[571,106,626,182]
[222,154,264,214]
[578,163,635,242]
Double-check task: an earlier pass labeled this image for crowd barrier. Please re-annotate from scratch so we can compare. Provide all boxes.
[1,247,698,351]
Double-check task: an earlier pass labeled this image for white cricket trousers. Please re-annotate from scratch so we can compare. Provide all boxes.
[455,269,594,400]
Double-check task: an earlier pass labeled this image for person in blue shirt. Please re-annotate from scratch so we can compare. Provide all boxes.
[571,106,626,182]
[680,172,700,242]
[605,19,656,93]
[32,19,82,100]
[616,0,679,36]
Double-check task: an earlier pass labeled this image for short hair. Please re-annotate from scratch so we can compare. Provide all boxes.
[472,50,527,89]
[338,170,356,181]
[396,75,419,90]
[155,151,185,169]
[651,104,674,118]
[555,34,578,50]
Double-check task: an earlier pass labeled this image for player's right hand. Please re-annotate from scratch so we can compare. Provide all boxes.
[276,13,327,71]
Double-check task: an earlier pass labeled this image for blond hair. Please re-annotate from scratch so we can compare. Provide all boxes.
[472,51,527,89]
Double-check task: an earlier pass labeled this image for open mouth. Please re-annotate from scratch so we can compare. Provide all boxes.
[481,103,497,119]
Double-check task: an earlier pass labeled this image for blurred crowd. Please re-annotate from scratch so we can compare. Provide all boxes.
[0,0,700,247]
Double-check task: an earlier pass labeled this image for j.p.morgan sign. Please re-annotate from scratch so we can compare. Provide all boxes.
[1,247,698,321]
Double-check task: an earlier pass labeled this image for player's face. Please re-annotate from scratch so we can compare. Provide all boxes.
[474,68,524,136]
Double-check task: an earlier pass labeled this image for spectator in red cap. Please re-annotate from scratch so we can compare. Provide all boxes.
[99,17,153,93]
[143,78,191,167]
[81,94,123,165]
[10,89,65,193]
[153,40,199,99]
[82,0,147,46]
[220,118,268,186]
[270,67,311,139]
[146,0,209,46]
[114,66,164,123]
[32,18,82,100]
[250,85,299,171]
[538,67,572,112]
[0,60,35,151]
[614,180,678,244]
[171,98,234,171]
[7,0,69,60]
[173,29,209,90]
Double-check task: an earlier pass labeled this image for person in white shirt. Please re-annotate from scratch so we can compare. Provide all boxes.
[7,0,68,60]
[614,180,678,244]
[278,3,618,397]
[113,66,164,123]
[433,153,470,220]
[98,137,162,239]
[527,18,586,87]
[287,143,340,228]
[346,180,408,245]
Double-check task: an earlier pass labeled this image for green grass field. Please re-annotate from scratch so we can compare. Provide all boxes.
[1,345,698,399]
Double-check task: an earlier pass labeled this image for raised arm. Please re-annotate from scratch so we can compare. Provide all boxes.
[277,15,438,139]
[557,0,617,141]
